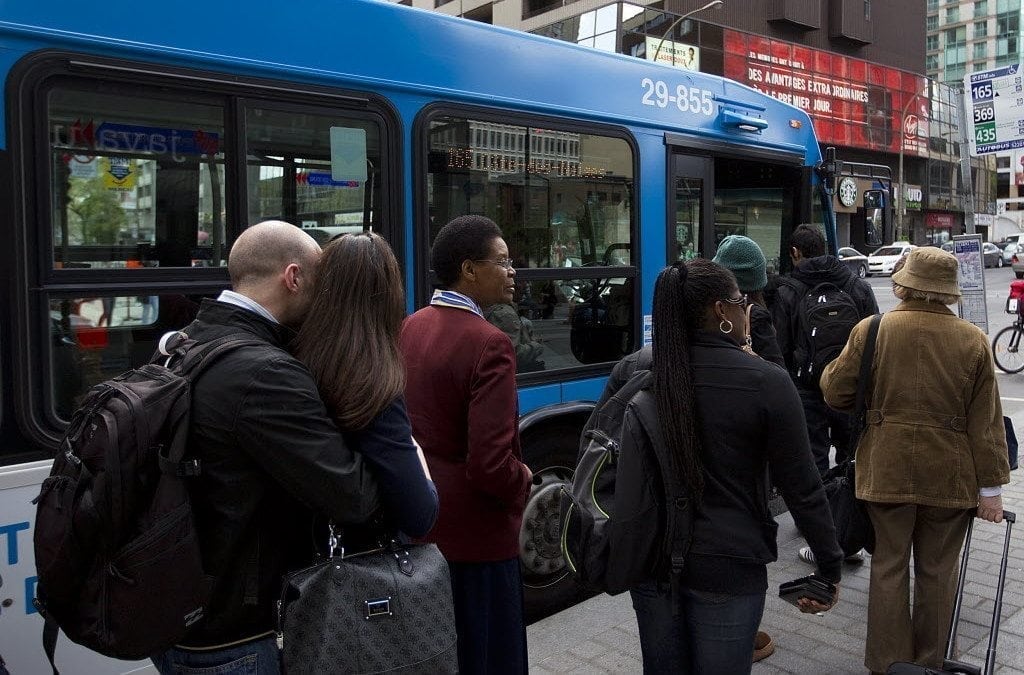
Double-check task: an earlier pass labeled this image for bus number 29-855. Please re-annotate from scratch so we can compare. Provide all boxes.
[642,78,714,116]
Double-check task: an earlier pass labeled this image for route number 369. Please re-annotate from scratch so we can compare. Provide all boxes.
[642,78,714,116]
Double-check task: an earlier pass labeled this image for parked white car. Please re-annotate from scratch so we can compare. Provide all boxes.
[867,242,916,276]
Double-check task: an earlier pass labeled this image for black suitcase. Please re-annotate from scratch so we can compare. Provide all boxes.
[887,511,1016,675]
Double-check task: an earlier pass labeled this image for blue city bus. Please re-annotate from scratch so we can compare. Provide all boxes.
[0,1,840,670]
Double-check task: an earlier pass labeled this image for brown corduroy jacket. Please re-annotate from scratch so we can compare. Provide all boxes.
[820,300,1009,508]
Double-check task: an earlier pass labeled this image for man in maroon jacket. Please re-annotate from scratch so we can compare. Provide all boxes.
[400,215,533,674]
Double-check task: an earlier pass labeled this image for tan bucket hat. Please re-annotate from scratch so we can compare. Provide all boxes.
[891,247,961,297]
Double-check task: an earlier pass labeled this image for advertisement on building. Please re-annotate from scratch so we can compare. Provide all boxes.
[722,30,930,157]
[1014,149,1024,186]
[644,36,699,70]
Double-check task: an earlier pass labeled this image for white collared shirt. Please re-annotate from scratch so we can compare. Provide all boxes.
[216,290,279,324]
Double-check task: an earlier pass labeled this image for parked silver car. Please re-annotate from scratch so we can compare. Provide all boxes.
[837,246,868,278]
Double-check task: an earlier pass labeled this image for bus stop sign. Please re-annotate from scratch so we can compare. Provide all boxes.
[965,64,1024,155]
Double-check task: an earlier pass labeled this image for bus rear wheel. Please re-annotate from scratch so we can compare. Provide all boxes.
[520,423,584,618]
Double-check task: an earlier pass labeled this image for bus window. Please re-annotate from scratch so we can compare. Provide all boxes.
[48,293,208,422]
[244,107,384,236]
[674,177,703,261]
[424,114,637,370]
[49,88,227,270]
[426,117,634,269]
[713,158,798,274]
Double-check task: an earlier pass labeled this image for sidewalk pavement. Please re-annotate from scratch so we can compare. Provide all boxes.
[527,415,1024,674]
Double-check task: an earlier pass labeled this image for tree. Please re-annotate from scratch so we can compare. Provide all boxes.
[66,176,126,245]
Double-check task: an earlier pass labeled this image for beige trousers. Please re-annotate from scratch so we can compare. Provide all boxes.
[864,502,973,673]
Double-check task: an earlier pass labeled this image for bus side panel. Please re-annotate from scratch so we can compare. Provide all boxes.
[0,464,156,674]
[638,131,669,339]
[518,383,561,416]
[559,377,607,405]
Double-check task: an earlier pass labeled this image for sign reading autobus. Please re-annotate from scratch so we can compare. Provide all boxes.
[965,65,1024,155]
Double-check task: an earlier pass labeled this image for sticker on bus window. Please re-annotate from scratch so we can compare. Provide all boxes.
[330,127,367,182]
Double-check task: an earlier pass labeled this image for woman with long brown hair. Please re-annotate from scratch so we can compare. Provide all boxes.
[294,231,437,538]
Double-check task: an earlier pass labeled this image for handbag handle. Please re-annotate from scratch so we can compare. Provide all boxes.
[328,522,344,558]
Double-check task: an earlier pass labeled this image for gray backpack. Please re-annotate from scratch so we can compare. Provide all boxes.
[559,353,693,594]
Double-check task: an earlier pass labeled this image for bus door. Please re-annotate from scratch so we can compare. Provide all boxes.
[669,147,806,274]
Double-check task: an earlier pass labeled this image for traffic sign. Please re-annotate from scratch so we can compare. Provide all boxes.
[965,65,1024,155]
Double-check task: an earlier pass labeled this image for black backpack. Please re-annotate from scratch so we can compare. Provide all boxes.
[559,354,693,595]
[791,278,861,386]
[32,333,259,671]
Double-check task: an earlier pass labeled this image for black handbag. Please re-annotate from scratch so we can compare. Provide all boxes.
[277,527,457,674]
[824,313,882,556]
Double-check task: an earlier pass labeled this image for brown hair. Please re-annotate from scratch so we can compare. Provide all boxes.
[293,232,405,430]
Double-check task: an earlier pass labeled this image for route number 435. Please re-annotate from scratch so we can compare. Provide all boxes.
[975,123,996,144]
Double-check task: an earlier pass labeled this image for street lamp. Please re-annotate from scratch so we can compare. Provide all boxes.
[897,91,926,241]
[652,0,724,64]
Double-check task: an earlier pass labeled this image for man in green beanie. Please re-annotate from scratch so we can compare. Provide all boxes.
[713,235,784,367]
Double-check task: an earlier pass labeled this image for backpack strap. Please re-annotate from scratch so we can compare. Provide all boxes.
[156,336,264,476]
[630,388,693,611]
[41,615,60,675]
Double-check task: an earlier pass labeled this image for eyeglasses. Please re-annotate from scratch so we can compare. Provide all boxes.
[475,258,515,271]
[723,294,748,309]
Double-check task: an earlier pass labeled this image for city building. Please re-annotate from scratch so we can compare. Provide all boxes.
[927,0,1023,240]
[396,0,998,246]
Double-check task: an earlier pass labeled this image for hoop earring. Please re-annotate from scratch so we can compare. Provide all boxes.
[719,318,733,334]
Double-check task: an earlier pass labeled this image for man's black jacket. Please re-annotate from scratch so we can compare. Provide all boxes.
[179,300,380,647]
[771,255,879,375]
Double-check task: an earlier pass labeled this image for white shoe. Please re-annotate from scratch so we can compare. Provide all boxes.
[798,547,865,564]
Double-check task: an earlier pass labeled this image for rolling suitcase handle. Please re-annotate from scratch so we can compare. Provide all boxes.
[943,510,1015,675]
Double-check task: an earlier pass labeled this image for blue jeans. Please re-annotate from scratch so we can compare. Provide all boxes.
[630,582,765,674]
[151,636,281,675]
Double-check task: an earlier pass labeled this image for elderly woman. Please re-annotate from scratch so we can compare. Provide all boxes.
[820,247,1009,674]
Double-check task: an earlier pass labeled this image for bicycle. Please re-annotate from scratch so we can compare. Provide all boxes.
[993,295,1024,374]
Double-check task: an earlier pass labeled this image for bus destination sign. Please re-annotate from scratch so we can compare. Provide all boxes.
[965,64,1024,155]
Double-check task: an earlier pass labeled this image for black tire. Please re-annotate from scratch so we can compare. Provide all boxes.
[519,422,586,618]
[1017,271,1024,280]
[857,264,867,279]
[993,326,1024,374]
[998,257,1005,268]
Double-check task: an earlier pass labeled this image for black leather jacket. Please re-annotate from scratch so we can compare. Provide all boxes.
[595,336,842,591]
[179,300,380,646]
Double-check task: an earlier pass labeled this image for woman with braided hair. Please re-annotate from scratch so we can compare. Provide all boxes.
[594,259,842,673]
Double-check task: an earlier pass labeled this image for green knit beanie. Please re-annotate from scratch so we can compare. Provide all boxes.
[713,235,767,293]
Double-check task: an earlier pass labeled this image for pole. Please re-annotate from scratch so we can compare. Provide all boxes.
[652,0,723,63]
[956,86,976,234]
[897,92,923,242]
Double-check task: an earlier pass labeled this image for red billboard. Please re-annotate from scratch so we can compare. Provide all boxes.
[723,30,929,156]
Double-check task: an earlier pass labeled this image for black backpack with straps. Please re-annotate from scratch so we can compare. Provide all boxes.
[559,350,693,595]
[32,332,261,672]
[791,277,861,386]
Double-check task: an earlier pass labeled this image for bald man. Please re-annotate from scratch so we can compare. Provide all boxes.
[151,221,380,675]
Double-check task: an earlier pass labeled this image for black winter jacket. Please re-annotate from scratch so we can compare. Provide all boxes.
[749,303,784,368]
[179,300,380,647]
[771,256,879,375]
[595,335,842,592]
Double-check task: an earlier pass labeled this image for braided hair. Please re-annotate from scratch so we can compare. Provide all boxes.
[651,258,739,501]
